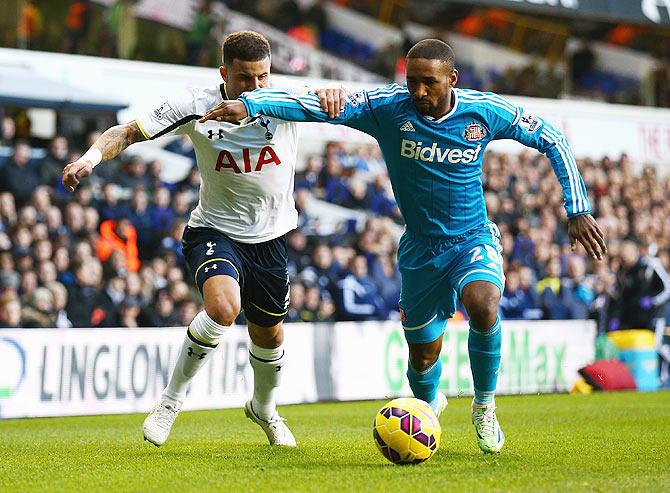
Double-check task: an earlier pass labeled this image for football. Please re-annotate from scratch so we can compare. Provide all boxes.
[373,397,441,465]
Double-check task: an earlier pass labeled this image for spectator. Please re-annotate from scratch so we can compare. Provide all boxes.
[500,269,540,320]
[118,299,141,328]
[65,202,87,240]
[609,241,670,330]
[98,183,127,222]
[97,218,141,273]
[287,282,306,322]
[1,117,16,146]
[171,191,191,222]
[1,141,40,206]
[539,256,593,320]
[118,157,150,191]
[22,287,56,328]
[0,291,22,328]
[300,243,341,296]
[64,0,92,54]
[17,0,43,49]
[66,259,108,327]
[570,40,596,91]
[160,219,186,266]
[127,188,154,256]
[335,255,385,321]
[38,136,69,187]
[186,1,214,65]
[178,299,199,326]
[287,230,311,278]
[108,0,138,59]
[141,289,180,326]
[149,186,175,237]
[299,285,322,322]
[45,281,72,328]
[370,254,401,318]
[0,192,17,229]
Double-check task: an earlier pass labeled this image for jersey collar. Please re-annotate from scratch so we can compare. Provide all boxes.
[420,90,459,124]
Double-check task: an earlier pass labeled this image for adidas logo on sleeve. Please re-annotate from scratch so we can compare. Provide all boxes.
[400,121,415,132]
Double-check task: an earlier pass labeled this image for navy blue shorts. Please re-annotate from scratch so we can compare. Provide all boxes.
[182,226,290,328]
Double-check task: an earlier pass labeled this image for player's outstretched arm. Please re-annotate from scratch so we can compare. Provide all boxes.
[198,88,347,123]
[199,100,248,123]
[568,213,607,260]
[62,121,147,192]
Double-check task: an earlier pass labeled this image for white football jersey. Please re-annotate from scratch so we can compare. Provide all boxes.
[135,82,305,243]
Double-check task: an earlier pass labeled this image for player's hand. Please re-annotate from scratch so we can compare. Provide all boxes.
[62,160,93,192]
[568,213,607,260]
[312,87,347,118]
[199,100,248,123]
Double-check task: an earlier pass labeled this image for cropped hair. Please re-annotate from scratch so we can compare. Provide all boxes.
[222,31,271,65]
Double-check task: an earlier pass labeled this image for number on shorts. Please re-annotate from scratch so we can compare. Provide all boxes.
[469,245,502,270]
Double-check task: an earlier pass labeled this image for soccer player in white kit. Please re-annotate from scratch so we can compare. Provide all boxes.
[62,31,345,447]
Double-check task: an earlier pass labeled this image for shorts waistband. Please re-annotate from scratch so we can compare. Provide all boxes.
[403,224,485,246]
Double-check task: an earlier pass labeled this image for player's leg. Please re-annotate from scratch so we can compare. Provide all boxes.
[241,234,295,445]
[243,319,295,446]
[143,228,242,446]
[398,233,449,417]
[247,320,284,421]
[455,223,505,453]
[461,280,504,453]
[462,281,501,407]
[406,333,448,417]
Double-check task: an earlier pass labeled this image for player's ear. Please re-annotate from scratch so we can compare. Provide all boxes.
[219,65,228,83]
[449,68,458,88]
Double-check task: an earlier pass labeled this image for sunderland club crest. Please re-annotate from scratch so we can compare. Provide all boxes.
[463,121,487,141]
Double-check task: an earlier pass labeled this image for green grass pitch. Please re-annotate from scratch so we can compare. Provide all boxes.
[1,392,668,492]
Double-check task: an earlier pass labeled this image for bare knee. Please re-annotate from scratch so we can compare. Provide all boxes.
[205,295,240,326]
[408,339,442,372]
[462,281,500,329]
[203,276,241,326]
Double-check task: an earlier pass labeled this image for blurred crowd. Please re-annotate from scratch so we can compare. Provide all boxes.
[0,117,668,331]
[5,1,670,107]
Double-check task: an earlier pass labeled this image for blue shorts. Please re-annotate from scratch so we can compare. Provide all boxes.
[182,226,290,327]
[398,222,505,344]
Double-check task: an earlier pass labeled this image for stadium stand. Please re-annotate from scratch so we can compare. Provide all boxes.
[0,129,668,331]
[1,1,669,106]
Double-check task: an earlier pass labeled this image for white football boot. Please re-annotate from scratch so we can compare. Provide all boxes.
[143,396,182,447]
[435,392,448,418]
[244,400,297,446]
[471,401,505,453]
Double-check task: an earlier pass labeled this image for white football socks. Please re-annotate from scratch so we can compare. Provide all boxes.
[249,342,285,421]
[163,311,228,402]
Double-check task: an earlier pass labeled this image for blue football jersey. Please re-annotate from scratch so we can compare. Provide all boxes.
[240,84,590,238]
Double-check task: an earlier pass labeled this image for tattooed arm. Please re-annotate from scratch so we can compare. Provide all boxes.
[62,120,147,192]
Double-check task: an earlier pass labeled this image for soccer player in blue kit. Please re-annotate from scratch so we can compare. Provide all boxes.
[200,39,607,453]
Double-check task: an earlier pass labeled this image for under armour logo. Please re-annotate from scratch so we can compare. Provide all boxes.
[259,118,273,140]
[208,129,224,139]
[206,241,216,255]
[187,346,207,359]
[204,264,217,273]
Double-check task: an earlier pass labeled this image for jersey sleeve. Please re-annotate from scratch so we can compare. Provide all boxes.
[239,86,388,136]
[134,89,200,140]
[487,95,590,218]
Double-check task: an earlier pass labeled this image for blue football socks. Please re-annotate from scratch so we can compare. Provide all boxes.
[407,357,442,414]
[468,316,502,406]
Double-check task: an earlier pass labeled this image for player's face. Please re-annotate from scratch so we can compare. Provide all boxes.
[406,58,458,118]
[220,57,271,100]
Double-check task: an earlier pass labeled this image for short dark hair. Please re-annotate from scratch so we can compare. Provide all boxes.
[406,39,455,68]
[222,31,271,65]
